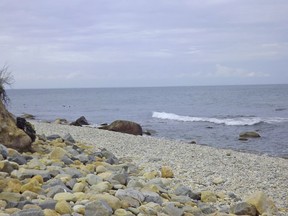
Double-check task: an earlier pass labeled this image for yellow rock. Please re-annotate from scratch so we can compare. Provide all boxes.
[161,166,174,178]
[73,204,85,214]
[32,175,44,184]
[201,191,217,203]
[85,164,96,172]
[55,200,72,215]
[20,179,41,193]
[49,147,68,160]
[5,207,20,214]
[143,171,159,179]
[73,182,86,192]
[96,165,107,173]
[90,193,121,210]
[114,208,133,216]
[246,191,278,215]
[0,200,7,209]
[44,209,60,216]
[97,171,113,180]
[53,192,76,202]
[7,179,22,192]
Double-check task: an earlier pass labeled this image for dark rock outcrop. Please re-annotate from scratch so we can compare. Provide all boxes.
[99,120,142,136]
[70,116,89,127]
[16,117,36,142]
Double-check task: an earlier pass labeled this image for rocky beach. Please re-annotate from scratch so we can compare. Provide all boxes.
[0,120,287,216]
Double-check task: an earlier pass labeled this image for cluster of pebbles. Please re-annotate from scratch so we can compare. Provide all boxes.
[0,123,286,215]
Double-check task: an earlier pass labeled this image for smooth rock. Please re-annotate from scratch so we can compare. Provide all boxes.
[239,131,261,138]
[201,191,217,203]
[115,188,145,207]
[230,202,257,216]
[91,193,121,210]
[10,208,44,216]
[163,202,184,216]
[246,191,278,215]
[49,147,69,160]
[73,204,85,214]
[55,200,72,215]
[53,192,76,202]
[85,200,113,216]
[90,181,112,193]
[86,173,103,185]
[0,192,22,202]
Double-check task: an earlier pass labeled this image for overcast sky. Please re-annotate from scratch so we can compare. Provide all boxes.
[1,0,288,89]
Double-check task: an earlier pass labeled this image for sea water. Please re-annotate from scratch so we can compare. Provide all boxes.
[7,85,288,158]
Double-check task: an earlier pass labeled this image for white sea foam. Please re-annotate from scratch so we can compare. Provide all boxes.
[152,111,288,126]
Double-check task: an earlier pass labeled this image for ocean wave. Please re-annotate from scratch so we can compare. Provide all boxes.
[152,111,288,126]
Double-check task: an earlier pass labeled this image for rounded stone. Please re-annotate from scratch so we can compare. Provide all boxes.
[161,166,174,178]
[55,200,72,215]
[53,192,77,202]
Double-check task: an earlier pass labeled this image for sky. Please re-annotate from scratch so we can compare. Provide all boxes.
[0,0,288,89]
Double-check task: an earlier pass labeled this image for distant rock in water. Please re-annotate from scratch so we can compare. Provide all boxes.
[20,113,35,119]
[239,131,261,139]
[99,120,143,136]
[70,116,89,127]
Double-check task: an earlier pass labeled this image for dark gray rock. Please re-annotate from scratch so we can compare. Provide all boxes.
[85,200,113,216]
[101,148,119,165]
[115,188,145,207]
[38,200,57,210]
[46,134,62,141]
[230,202,257,216]
[143,191,163,204]
[198,203,217,214]
[174,185,201,200]
[70,116,89,127]
[62,167,83,178]
[16,117,36,142]
[46,185,72,198]
[66,178,77,190]
[63,133,75,143]
[11,208,44,216]
[0,144,8,159]
[12,169,51,181]
[99,120,142,136]
[8,154,28,165]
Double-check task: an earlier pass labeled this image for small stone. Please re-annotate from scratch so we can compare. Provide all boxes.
[91,193,121,210]
[49,147,69,160]
[20,179,42,193]
[239,131,261,138]
[55,200,72,215]
[138,202,162,215]
[212,177,225,185]
[11,208,44,216]
[73,182,86,192]
[85,200,113,216]
[143,171,159,180]
[114,208,134,216]
[115,188,145,208]
[96,165,107,173]
[53,192,76,202]
[43,209,58,216]
[161,166,174,178]
[73,204,85,214]
[0,192,22,202]
[163,202,184,216]
[246,191,278,215]
[90,181,112,193]
[86,173,103,185]
[201,191,217,203]
[7,179,22,193]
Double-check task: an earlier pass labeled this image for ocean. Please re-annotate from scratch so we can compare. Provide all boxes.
[6,85,288,158]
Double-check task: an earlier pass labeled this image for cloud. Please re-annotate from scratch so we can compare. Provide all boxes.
[212,64,270,78]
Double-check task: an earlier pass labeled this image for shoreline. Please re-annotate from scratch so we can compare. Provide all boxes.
[31,121,288,211]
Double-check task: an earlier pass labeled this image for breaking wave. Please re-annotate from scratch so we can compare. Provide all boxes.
[152,111,288,126]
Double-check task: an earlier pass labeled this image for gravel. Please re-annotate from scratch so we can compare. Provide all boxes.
[32,121,288,211]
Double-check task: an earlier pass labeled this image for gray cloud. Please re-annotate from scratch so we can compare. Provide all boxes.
[0,0,287,88]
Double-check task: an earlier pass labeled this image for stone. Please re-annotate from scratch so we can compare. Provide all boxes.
[38,200,57,210]
[70,116,89,127]
[49,147,69,160]
[142,191,163,204]
[246,191,278,215]
[91,193,121,210]
[63,133,75,143]
[90,181,112,193]
[115,188,145,207]
[86,173,103,185]
[55,200,72,215]
[114,208,134,216]
[174,185,201,200]
[0,144,8,159]
[0,161,18,174]
[201,191,217,203]
[212,177,225,185]
[0,100,32,152]
[85,200,113,216]
[11,168,51,181]
[99,120,142,136]
[10,208,44,216]
[20,179,42,193]
[46,185,71,198]
[73,204,85,214]
[16,117,36,142]
[230,202,257,216]
[43,209,58,216]
[163,202,184,216]
[53,192,77,202]
[239,131,261,139]
[0,192,22,202]
[138,202,162,215]
[198,203,217,214]
[161,166,174,178]
[73,182,86,192]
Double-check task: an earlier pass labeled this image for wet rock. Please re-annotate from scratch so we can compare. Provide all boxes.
[99,120,142,136]
[239,131,261,139]
[70,116,89,127]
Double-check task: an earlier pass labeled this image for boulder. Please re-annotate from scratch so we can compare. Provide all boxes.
[239,131,261,139]
[99,120,142,136]
[0,101,32,152]
[16,117,36,142]
[70,116,89,126]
